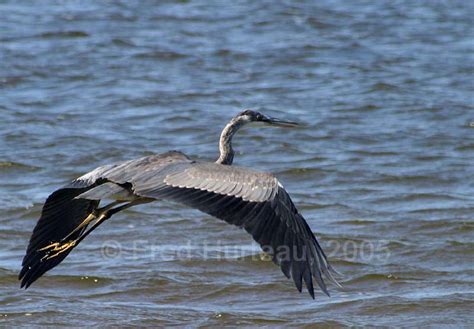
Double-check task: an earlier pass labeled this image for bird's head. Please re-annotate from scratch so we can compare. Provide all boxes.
[217,109,300,164]
[235,109,299,128]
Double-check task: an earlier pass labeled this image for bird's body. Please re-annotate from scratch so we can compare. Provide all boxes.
[19,110,339,298]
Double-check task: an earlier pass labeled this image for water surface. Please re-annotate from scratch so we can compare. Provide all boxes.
[1,0,473,327]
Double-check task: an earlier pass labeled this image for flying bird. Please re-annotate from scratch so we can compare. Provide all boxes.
[19,110,340,298]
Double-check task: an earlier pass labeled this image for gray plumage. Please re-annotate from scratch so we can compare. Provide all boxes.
[19,110,340,298]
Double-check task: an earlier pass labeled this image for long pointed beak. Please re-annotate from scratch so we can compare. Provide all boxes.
[262,116,299,127]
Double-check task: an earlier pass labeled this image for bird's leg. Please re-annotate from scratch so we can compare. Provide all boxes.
[38,201,125,253]
[70,201,138,247]
[60,201,126,242]
[39,199,150,260]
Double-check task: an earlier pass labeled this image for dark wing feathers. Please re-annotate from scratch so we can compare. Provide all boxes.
[19,183,99,288]
[133,162,338,297]
[20,150,338,297]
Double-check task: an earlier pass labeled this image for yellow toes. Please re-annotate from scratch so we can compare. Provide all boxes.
[39,240,77,261]
[38,242,60,251]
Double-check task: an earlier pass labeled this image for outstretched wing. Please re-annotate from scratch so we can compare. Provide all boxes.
[129,162,340,298]
[19,151,190,288]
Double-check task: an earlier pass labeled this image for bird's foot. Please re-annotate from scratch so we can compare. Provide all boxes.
[39,240,77,260]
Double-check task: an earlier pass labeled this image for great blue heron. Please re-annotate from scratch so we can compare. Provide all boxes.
[19,110,340,298]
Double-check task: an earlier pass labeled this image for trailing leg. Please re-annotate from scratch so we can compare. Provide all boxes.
[38,199,148,260]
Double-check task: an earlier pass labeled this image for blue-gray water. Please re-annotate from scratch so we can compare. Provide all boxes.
[1,0,473,327]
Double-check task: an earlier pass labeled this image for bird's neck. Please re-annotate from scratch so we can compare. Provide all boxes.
[216,119,243,165]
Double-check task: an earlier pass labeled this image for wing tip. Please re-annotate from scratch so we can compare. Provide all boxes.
[18,265,38,290]
[308,287,316,299]
[325,264,343,288]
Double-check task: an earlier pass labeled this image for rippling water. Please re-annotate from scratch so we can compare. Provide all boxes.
[1,0,473,327]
